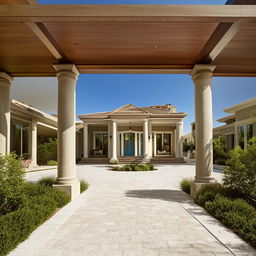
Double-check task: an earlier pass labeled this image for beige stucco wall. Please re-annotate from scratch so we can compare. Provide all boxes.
[236,106,256,122]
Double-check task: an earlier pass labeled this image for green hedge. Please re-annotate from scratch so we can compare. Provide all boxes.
[180,178,192,194]
[113,163,155,171]
[195,184,256,248]
[37,138,57,165]
[0,183,70,256]
[224,137,256,204]
[80,180,89,193]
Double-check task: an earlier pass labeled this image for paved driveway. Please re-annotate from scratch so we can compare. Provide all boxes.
[10,163,256,256]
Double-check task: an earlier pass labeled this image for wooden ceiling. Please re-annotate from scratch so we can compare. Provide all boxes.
[0,2,256,77]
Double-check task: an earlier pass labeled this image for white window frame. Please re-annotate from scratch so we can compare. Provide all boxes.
[153,131,173,156]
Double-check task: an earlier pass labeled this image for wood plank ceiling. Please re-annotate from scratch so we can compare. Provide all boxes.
[0,1,256,77]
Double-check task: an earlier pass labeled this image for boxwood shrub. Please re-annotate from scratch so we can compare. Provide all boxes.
[113,163,155,172]
[194,184,256,248]
[180,178,192,194]
[0,183,70,256]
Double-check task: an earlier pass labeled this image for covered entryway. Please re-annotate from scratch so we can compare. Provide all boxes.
[0,1,256,199]
[124,133,135,156]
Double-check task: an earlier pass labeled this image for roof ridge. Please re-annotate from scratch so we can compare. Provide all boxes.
[111,104,149,114]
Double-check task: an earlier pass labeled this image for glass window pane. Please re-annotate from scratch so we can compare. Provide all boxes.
[22,126,29,155]
[95,134,103,151]
[103,134,108,155]
[238,125,245,149]
[163,134,171,154]
[156,134,162,153]
[11,123,22,155]
[247,124,253,142]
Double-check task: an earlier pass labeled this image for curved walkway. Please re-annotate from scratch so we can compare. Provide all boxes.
[10,163,256,256]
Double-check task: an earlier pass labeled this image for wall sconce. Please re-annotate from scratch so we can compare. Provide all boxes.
[110,135,112,139]
[148,135,151,140]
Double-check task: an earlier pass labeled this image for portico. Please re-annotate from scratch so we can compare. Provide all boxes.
[78,104,186,163]
[1,1,256,199]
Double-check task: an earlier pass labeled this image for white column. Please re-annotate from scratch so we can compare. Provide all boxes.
[175,121,183,158]
[171,130,175,156]
[143,119,150,162]
[53,64,80,200]
[110,120,118,163]
[0,72,12,155]
[191,64,215,195]
[134,133,138,156]
[153,132,157,157]
[83,122,88,158]
[30,120,37,166]
[108,122,112,158]
[121,133,124,156]
[148,122,153,158]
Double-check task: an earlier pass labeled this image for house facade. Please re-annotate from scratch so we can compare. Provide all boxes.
[77,104,187,163]
[188,98,256,151]
[9,99,57,167]
[213,97,256,150]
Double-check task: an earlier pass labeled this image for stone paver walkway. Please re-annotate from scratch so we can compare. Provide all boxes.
[10,163,256,256]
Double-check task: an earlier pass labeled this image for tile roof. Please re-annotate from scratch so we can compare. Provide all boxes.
[78,104,187,120]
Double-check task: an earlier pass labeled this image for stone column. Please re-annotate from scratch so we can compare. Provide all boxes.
[110,120,118,163]
[53,64,80,200]
[83,122,88,158]
[143,119,150,162]
[134,133,138,156]
[108,122,112,158]
[191,64,215,195]
[121,133,124,156]
[153,132,157,157]
[0,72,12,155]
[175,121,183,158]
[171,130,175,156]
[30,120,37,166]
[148,122,153,158]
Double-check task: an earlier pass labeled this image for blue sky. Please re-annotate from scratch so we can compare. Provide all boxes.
[35,0,256,135]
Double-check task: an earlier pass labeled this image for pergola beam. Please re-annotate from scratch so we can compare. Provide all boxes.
[195,22,240,64]
[77,65,193,74]
[0,5,256,22]
[26,22,68,62]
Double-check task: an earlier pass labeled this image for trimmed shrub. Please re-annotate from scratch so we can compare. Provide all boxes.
[194,184,256,248]
[113,163,155,172]
[180,179,192,194]
[37,138,57,165]
[224,137,256,204]
[0,154,25,215]
[46,160,58,166]
[213,136,228,164]
[38,176,56,187]
[0,183,70,256]
[183,141,195,152]
[204,195,256,247]
[80,180,89,193]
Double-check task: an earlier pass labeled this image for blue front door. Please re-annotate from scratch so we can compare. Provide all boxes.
[124,133,135,156]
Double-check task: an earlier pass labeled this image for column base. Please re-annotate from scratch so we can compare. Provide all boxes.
[109,158,118,164]
[142,156,151,163]
[190,179,215,196]
[53,180,80,201]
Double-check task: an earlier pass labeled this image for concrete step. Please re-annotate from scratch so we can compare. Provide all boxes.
[118,157,143,164]
[80,158,109,164]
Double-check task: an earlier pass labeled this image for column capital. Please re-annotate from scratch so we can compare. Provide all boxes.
[53,64,79,81]
[0,72,13,86]
[191,65,216,82]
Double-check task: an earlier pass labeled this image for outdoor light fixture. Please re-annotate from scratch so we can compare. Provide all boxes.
[110,135,112,139]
